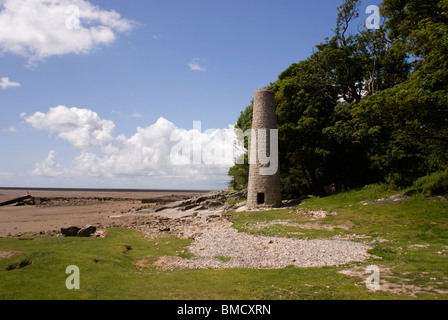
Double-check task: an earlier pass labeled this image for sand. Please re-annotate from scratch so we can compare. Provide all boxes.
[0,188,204,237]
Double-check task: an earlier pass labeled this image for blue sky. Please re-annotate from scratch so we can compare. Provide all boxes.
[0,0,381,190]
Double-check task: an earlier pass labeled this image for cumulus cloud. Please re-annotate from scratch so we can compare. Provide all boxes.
[0,0,135,66]
[25,105,115,151]
[32,150,65,177]
[0,77,21,89]
[188,58,206,71]
[25,106,241,187]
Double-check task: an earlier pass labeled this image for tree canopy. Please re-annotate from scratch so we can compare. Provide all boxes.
[228,0,448,195]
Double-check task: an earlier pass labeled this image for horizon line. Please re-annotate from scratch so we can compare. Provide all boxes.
[0,187,216,193]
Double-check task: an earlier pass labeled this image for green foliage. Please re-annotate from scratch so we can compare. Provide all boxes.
[235,100,253,132]
[228,0,448,194]
[412,170,448,196]
[228,162,249,190]
[351,77,448,186]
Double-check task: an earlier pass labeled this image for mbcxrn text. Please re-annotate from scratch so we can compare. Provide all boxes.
[177,304,271,317]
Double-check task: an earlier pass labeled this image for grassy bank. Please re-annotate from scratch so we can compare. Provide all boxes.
[0,184,447,300]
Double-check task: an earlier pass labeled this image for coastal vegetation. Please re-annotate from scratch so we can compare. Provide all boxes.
[228,0,448,196]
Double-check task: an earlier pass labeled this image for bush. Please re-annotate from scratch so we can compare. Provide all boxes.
[413,170,448,196]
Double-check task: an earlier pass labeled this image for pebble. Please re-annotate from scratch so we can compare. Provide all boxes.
[151,212,371,270]
[115,190,372,270]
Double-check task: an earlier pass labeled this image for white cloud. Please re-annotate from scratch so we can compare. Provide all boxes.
[25,106,241,188]
[24,105,115,151]
[189,58,206,71]
[0,77,21,89]
[2,125,17,133]
[0,0,135,66]
[130,111,142,118]
[32,150,65,177]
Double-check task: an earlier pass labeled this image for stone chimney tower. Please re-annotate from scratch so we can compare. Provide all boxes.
[247,88,282,209]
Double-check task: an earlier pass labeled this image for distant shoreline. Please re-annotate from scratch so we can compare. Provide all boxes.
[0,187,215,193]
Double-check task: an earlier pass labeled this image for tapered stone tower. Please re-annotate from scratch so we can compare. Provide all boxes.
[247,88,282,209]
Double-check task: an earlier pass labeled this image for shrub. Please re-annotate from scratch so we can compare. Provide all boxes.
[413,170,448,196]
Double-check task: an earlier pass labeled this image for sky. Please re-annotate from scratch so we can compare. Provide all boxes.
[0,0,382,190]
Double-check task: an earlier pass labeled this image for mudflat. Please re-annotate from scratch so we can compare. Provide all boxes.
[0,188,206,237]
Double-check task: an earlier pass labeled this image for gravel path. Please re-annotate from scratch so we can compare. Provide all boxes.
[151,209,372,270]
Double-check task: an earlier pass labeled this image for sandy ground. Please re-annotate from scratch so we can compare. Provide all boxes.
[0,189,204,237]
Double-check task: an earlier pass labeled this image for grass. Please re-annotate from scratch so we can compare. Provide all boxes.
[1,183,448,300]
[228,184,448,298]
[412,169,448,197]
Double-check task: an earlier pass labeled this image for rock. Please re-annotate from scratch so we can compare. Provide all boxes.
[154,205,169,212]
[181,199,192,206]
[76,226,96,237]
[235,205,248,212]
[233,200,246,208]
[206,214,221,221]
[194,196,208,204]
[207,200,224,208]
[221,204,235,212]
[61,226,81,237]
[181,204,199,211]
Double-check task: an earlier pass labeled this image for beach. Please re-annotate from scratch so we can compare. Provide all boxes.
[0,188,207,237]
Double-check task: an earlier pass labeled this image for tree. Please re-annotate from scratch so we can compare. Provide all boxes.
[381,0,448,87]
[353,0,448,185]
[270,0,410,193]
[227,0,446,193]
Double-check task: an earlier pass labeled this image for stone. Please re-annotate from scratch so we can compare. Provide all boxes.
[207,200,224,208]
[154,205,169,212]
[61,226,81,237]
[182,204,199,211]
[194,196,208,204]
[76,226,96,237]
